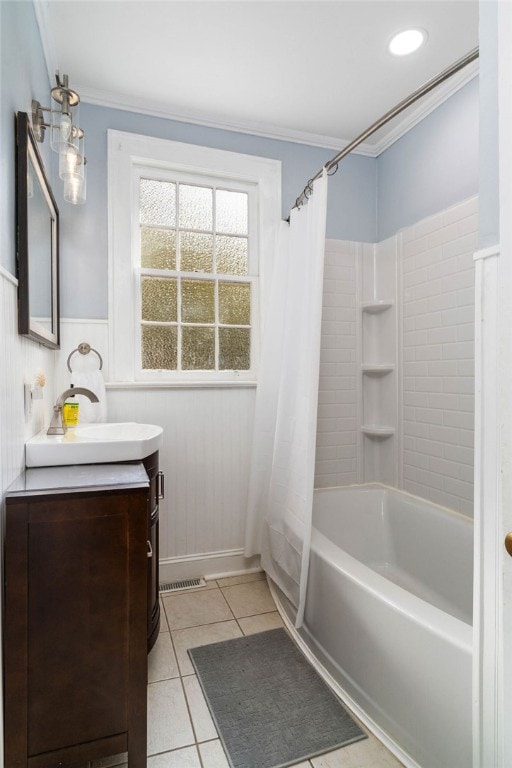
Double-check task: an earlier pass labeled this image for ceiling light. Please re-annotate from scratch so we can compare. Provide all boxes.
[31,72,87,205]
[389,28,427,57]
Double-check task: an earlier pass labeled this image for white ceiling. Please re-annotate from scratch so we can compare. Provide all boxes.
[38,0,479,153]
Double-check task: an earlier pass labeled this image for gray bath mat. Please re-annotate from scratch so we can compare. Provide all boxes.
[188,628,366,768]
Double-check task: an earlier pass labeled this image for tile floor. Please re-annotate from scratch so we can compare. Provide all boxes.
[91,572,404,768]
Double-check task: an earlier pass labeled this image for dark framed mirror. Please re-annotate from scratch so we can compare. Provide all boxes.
[16,111,60,349]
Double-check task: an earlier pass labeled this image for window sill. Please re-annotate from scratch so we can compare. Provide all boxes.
[105,380,257,390]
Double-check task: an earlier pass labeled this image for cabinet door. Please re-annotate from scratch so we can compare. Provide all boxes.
[4,489,148,765]
[28,498,132,753]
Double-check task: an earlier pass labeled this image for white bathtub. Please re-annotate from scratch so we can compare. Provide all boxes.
[279,485,473,768]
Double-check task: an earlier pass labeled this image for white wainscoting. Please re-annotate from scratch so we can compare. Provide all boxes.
[107,383,257,579]
[58,319,258,580]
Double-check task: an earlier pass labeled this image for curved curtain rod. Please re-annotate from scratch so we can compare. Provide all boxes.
[291,46,479,213]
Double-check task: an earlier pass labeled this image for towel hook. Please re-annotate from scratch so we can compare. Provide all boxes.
[67,342,103,373]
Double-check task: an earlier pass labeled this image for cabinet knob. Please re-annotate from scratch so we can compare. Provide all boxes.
[505,532,512,558]
[147,540,153,559]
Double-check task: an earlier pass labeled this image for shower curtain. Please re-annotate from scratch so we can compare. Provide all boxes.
[245,172,328,628]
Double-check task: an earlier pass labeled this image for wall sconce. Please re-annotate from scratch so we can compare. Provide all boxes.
[32,72,86,205]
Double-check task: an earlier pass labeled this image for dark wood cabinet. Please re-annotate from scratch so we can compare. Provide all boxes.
[3,464,149,768]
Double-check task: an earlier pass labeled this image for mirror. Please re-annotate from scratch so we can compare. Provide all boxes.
[16,111,60,349]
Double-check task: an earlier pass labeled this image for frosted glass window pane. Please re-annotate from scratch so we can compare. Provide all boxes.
[218,282,250,325]
[180,232,213,273]
[140,179,176,226]
[216,236,248,275]
[219,328,250,370]
[216,190,248,235]
[181,279,215,323]
[182,327,215,369]
[179,184,213,231]
[141,227,176,270]
[141,277,177,322]
[142,325,177,370]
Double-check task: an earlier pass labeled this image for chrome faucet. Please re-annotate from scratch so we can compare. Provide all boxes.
[47,387,99,435]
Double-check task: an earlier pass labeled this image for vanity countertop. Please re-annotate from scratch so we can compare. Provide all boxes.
[5,463,149,497]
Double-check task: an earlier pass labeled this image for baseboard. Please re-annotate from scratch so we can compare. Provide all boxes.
[159,548,261,582]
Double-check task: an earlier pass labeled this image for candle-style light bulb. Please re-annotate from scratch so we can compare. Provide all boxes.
[64,171,86,205]
[59,112,72,141]
[59,143,79,179]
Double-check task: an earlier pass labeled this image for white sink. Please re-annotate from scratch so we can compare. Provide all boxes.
[25,422,163,467]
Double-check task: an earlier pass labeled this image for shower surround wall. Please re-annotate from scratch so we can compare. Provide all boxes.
[401,197,477,517]
[315,196,477,518]
[315,240,359,488]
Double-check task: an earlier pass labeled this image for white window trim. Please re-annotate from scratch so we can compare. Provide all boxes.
[108,130,281,384]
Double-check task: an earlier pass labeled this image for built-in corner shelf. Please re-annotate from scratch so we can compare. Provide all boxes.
[359,246,398,484]
[361,301,394,314]
[361,364,395,376]
[361,425,395,439]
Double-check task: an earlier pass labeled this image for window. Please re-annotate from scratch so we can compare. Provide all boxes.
[139,177,252,373]
[108,131,281,385]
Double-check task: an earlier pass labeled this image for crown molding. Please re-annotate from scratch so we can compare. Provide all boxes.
[367,60,479,155]
[76,85,377,156]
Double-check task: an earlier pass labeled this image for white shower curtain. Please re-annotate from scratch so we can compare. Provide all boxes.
[245,172,328,627]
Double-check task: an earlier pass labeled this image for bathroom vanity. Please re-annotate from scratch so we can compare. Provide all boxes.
[3,463,149,768]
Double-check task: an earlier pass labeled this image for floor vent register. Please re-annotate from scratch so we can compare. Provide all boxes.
[159,577,207,594]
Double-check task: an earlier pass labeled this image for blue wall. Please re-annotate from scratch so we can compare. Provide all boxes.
[376,77,479,241]
[0,0,52,276]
